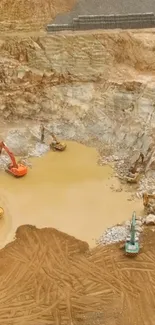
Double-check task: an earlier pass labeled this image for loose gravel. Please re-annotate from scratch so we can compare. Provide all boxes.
[96,217,145,245]
[96,225,129,245]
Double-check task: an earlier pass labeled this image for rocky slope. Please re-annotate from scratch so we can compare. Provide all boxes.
[1,30,155,151]
[1,29,155,193]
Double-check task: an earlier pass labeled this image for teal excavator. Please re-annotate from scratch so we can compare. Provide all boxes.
[125,211,140,255]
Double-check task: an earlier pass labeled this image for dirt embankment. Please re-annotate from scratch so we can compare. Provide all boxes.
[0,0,76,31]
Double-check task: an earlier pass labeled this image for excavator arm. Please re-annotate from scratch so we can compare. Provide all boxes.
[129,152,144,174]
[40,125,58,143]
[50,132,59,144]
[0,141,18,168]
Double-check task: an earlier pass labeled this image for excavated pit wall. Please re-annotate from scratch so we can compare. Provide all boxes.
[1,30,155,181]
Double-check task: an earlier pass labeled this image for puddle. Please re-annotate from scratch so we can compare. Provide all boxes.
[0,141,143,248]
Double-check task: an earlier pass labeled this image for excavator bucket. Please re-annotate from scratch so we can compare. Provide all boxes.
[6,163,28,178]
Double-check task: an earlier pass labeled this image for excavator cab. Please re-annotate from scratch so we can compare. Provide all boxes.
[50,141,66,151]
[6,162,28,177]
[0,142,27,178]
[125,212,140,255]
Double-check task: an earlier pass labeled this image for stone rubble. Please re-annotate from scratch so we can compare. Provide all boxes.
[96,225,129,245]
[145,214,155,225]
[28,142,49,157]
[0,127,50,169]
[96,217,145,245]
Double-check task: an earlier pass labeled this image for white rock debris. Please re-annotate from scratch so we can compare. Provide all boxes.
[0,128,50,169]
[28,142,49,157]
[96,225,129,245]
[97,216,144,245]
[145,214,155,225]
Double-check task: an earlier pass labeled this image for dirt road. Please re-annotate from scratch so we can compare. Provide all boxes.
[0,225,154,325]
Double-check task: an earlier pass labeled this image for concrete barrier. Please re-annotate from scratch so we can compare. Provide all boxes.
[75,20,155,30]
[78,13,154,18]
[78,13,155,22]
[46,13,155,32]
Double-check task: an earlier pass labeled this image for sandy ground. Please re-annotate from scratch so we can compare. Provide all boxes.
[1,1,155,324]
[0,225,154,325]
[0,134,150,325]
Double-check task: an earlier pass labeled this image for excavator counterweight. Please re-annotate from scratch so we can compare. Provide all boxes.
[0,141,27,177]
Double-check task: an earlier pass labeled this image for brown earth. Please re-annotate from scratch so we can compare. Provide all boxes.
[0,0,76,31]
[1,3,155,325]
[0,225,155,325]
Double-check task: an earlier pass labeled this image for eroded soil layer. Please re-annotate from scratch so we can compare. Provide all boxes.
[0,225,154,325]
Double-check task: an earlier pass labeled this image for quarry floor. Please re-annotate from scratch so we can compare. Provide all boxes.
[0,14,155,325]
[0,127,154,325]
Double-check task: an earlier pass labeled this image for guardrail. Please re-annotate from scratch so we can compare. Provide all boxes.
[46,13,155,32]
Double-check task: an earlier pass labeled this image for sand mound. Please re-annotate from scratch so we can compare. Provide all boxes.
[0,225,154,324]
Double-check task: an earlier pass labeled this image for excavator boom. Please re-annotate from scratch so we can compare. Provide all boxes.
[0,141,27,177]
[0,142,18,168]
[125,211,140,255]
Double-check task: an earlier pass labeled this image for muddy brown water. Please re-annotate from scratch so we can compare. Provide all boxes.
[0,141,143,248]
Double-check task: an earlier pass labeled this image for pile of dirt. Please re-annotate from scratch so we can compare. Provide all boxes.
[0,224,155,325]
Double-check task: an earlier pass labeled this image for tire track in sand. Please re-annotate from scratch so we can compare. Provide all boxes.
[0,226,154,324]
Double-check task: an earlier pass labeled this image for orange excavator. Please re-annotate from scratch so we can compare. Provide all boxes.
[0,141,27,177]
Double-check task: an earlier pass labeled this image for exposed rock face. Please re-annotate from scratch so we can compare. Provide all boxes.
[1,31,155,159]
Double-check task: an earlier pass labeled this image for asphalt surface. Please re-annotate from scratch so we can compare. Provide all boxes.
[52,0,155,24]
